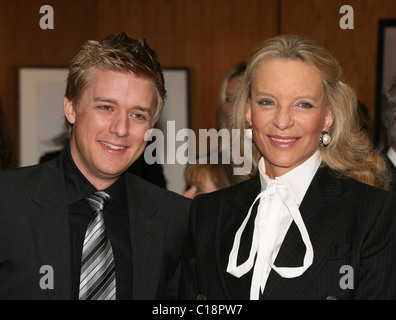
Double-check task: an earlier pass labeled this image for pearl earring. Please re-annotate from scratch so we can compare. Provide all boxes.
[245,127,253,140]
[320,131,331,147]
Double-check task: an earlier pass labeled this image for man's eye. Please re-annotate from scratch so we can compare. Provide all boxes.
[133,113,146,120]
[100,105,112,111]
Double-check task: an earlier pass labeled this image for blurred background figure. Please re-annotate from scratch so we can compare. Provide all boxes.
[381,76,396,191]
[357,100,375,143]
[183,153,234,199]
[216,62,249,184]
[0,100,16,169]
[218,62,247,129]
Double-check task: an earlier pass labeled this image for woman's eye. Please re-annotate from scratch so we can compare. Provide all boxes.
[258,99,274,106]
[225,96,234,104]
[299,102,313,109]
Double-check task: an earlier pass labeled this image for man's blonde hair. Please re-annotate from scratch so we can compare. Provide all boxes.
[64,32,166,136]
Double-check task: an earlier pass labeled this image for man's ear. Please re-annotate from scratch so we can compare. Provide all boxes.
[64,97,76,124]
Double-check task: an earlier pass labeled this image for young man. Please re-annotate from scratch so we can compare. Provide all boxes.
[0,32,190,300]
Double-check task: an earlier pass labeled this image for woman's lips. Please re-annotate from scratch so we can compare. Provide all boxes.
[268,135,300,147]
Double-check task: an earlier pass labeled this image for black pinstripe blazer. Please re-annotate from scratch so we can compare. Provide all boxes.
[0,153,190,300]
[179,165,396,300]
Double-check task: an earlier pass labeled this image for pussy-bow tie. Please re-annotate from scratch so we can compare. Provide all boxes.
[227,179,314,300]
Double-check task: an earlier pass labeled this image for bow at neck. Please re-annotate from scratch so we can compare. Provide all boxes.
[227,153,321,300]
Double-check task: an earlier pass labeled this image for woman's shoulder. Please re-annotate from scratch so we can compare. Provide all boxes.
[322,166,396,210]
[191,174,260,210]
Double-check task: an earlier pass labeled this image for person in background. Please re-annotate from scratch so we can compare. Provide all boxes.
[216,63,249,185]
[381,76,396,191]
[0,32,190,300]
[218,62,247,129]
[179,34,396,300]
[357,100,375,143]
[183,154,234,199]
[0,100,16,169]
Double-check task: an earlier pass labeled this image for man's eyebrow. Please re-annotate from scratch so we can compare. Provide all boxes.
[134,105,152,113]
[93,96,118,104]
[94,96,153,114]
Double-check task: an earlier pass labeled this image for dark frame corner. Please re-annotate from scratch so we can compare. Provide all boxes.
[375,19,396,147]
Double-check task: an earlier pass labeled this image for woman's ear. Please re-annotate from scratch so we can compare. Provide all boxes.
[245,98,252,126]
[323,106,334,132]
[64,97,76,124]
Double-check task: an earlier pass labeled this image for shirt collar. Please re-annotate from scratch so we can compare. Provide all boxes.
[258,151,321,206]
[62,145,126,209]
[387,147,396,167]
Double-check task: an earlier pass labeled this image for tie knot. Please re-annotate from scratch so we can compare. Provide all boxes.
[87,191,111,211]
[265,180,286,196]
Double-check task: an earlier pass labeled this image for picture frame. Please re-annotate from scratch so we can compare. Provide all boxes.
[18,67,190,194]
[375,19,396,147]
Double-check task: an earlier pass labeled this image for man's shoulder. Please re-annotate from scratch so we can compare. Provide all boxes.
[0,163,44,181]
[0,163,50,202]
[124,172,191,205]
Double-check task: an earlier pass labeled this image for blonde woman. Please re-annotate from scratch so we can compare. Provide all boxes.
[179,35,396,300]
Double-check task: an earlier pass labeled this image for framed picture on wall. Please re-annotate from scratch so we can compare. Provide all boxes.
[375,19,396,147]
[18,67,190,195]
[18,67,68,167]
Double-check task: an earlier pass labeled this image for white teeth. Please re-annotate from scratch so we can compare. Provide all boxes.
[101,141,126,150]
[270,137,297,143]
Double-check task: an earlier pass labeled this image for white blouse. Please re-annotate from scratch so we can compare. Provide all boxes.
[387,147,396,168]
[227,151,321,299]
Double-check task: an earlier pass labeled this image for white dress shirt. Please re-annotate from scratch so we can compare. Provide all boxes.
[227,151,321,299]
[387,147,396,168]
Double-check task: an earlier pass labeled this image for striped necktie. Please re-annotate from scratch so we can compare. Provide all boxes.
[79,191,116,300]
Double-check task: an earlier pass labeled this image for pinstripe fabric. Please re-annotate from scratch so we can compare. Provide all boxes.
[179,166,396,300]
[79,191,116,300]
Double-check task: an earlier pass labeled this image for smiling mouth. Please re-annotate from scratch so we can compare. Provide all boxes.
[270,137,298,143]
[100,141,127,150]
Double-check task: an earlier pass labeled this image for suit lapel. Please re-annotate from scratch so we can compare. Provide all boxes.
[264,166,353,299]
[216,175,261,299]
[125,174,162,299]
[29,156,71,299]
[215,166,354,300]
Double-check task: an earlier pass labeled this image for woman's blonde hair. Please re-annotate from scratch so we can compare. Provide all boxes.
[230,34,390,189]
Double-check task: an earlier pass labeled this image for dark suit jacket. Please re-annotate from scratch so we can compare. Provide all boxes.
[179,165,396,300]
[0,154,191,300]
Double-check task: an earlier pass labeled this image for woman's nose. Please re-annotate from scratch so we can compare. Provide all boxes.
[273,106,294,130]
